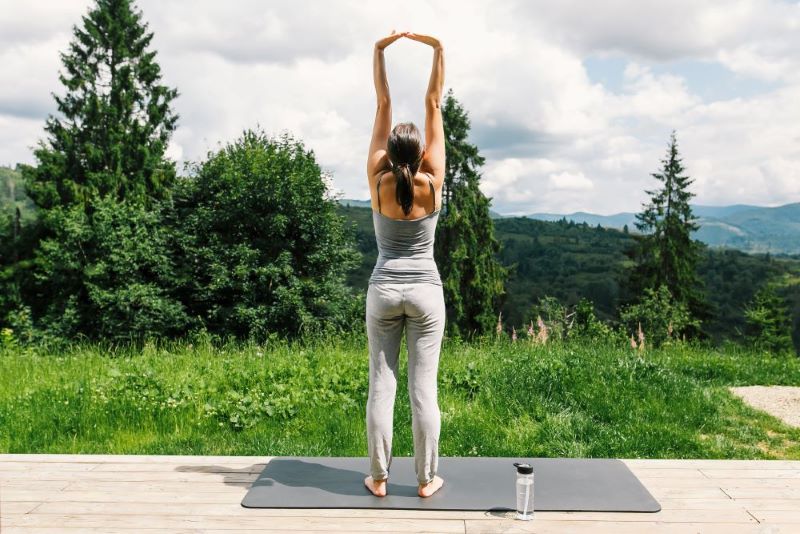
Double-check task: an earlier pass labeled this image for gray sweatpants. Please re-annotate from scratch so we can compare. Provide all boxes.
[366,281,446,485]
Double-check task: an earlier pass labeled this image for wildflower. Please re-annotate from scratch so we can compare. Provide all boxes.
[637,321,645,351]
[667,320,673,338]
[630,334,637,349]
[512,326,517,342]
[496,311,503,336]
[536,315,548,345]
[527,320,535,339]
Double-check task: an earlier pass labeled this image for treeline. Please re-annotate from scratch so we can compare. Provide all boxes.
[1,0,797,357]
[0,0,362,346]
[339,204,800,353]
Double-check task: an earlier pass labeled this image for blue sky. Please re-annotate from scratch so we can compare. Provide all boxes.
[0,0,798,215]
[584,55,781,103]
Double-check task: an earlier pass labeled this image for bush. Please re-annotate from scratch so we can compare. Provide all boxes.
[163,127,363,342]
[618,283,700,348]
[740,282,795,356]
[29,195,190,342]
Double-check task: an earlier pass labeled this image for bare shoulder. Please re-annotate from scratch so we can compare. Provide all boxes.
[420,163,444,190]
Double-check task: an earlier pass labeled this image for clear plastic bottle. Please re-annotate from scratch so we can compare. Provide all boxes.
[513,461,534,520]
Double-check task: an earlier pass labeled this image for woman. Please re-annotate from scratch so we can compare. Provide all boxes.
[364,30,446,499]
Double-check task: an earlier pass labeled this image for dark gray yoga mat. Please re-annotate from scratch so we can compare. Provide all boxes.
[241,456,661,512]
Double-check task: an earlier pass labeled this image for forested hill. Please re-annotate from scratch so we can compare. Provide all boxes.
[518,203,800,255]
[338,198,800,255]
[337,204,800,347]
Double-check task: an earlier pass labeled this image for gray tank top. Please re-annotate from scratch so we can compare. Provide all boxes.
[369,172,442,286]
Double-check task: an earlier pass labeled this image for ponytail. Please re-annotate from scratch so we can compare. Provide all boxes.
[393,162,417,216]
[386,121,424,216]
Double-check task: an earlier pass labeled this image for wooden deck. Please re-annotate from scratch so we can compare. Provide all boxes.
[1,454,799,533]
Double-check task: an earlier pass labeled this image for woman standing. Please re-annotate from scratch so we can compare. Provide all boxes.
[364,30,446,499]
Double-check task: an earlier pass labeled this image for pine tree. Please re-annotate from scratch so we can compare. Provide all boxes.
[436,89,509,340]
[741,282,795,355]
[12,0,186,341]
[624,130,712,338]
[22,0,179,211]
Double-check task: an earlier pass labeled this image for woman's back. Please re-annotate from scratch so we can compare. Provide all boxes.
[369,171,442,286]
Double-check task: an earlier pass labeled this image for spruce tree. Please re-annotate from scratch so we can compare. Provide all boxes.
[436,89,508,340]
[22,0,179,211]
[13,0,186,341]
[741,282,795,355]
[624,130,711,338]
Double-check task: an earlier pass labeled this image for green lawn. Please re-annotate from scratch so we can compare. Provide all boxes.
[1,333,799,459]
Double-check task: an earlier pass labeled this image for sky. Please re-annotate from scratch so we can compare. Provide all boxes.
[1,0,799,216]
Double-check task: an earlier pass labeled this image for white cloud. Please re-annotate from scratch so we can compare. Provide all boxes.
[0,0,798,215]
[548,171,593,190]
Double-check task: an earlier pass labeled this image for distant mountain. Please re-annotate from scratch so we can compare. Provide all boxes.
[336,198,372,209]
[336,197,507,218]
[521,203,800,255]
[337,198,800,255]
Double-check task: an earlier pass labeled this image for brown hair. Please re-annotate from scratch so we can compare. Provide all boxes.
[386,122,424,216]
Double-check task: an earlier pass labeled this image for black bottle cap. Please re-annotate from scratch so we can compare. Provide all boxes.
[513,461,533,474]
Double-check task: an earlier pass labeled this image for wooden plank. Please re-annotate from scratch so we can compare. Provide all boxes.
[725,488,800,499]
[0,454,277,464]
[0,462,102,472]
[0,470,258,482]
[61,480,250,493]
[654,498,766,510]
[621,459,800,469]
[468,508,755,523]
[90,462,266,473]
[0,501,42,514]
[0,480,73,490]
[27,501,503,519]
[635,477,800,489]
[700,468,800,479]
[644,486,731,499]
[749,510,800,523]
[1,529,210,534]
[464,518,788,533]
[1,490,244,504]
[2,512,468,531]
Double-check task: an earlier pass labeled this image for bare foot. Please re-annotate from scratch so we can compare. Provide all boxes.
[418,475,444,497]
[364,475,388,497]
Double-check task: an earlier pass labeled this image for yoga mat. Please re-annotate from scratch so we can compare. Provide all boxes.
[241,456,661,512]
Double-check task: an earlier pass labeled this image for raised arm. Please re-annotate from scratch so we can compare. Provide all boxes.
[367,31,407,181]
[406,32,445,184]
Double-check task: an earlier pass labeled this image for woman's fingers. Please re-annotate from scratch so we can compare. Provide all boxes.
[404,32,441,48]
[375,30,407,50]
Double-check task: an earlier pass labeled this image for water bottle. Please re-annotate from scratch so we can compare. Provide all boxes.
[513,461,534,520]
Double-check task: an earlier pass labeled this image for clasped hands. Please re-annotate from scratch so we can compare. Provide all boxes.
[375,30,442,51]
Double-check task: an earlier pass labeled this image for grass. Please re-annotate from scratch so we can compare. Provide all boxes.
[1,332,799,459]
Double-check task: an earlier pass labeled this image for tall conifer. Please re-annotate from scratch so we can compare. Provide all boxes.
[436,89,508,339]
[625,130,711,337]
[23,0,178,211]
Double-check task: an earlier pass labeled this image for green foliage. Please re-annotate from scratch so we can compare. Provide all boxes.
[343,205,800,351]
[2,336,799,458]
[21,0,178,210]
[740,282,794,355]
[30,195,190,341]
[570,297,616,342]
[524,295,616,344]
[527,295,570,341]
[624,130,711,339]
[163,128,363,341]
[4,0,184,342]
[619,283,700,348]
[436,89,509,339]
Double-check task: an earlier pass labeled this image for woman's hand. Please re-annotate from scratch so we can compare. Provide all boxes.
[404,32,442,49]
[375,30,409,51]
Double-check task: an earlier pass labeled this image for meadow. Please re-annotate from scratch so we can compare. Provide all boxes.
[1,333,799,460]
